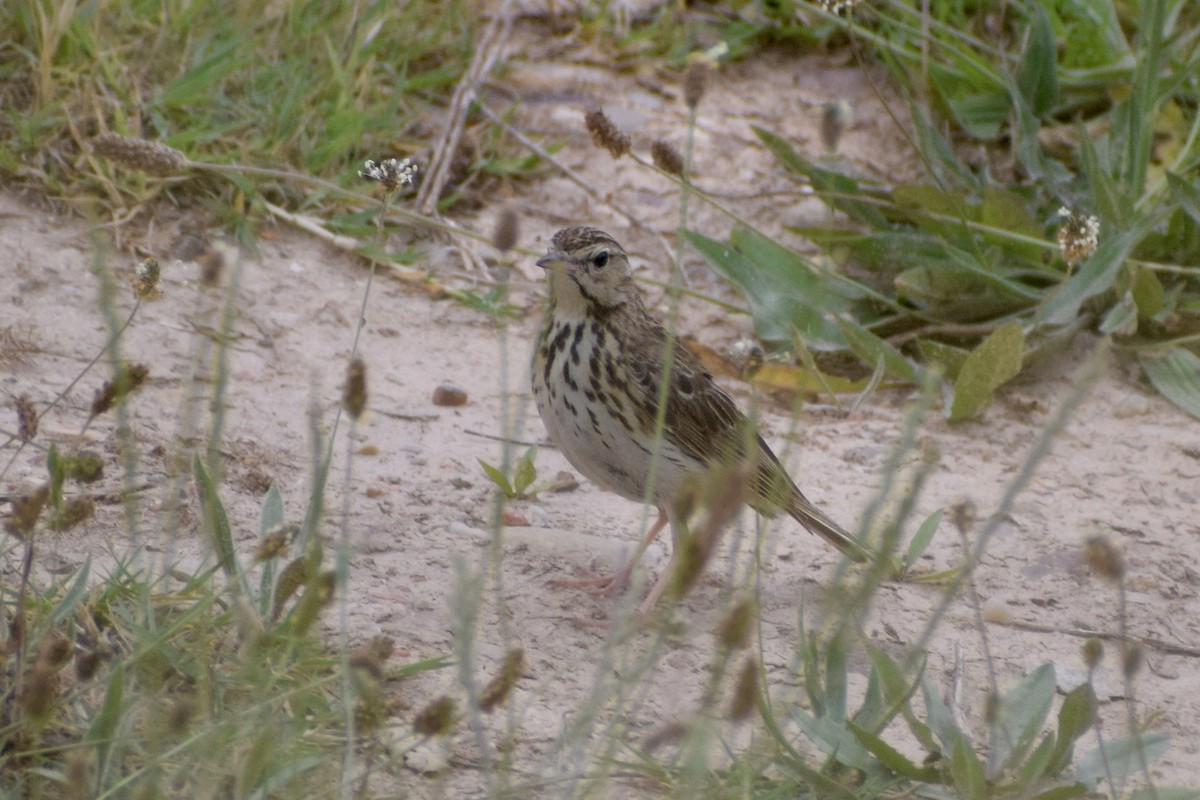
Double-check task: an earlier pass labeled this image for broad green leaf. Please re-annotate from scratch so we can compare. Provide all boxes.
[1132,265,1166,319]
[1140,347,1200,420]
[906,508,943,568]
[1075,732,1168,786]
[478,460,514,497]
[1017,3,1060,117]
[849,722,941,780]
[825,632,848,724]
[837,318,920,383]
[754,126,890,227]
[1168,172,1200,226]
[918,339,970,380]
[789,706,876,771]
[1099,291,1138,335]
[1129,790,1200,800]
[989,663,1056,775]
[949,322,1025,420]
[951,738,987,800]
[1030,784,1089,800]
[513,447,538,495]
[1047,684,1097,775]
[922,671,965,752]
[685,229,846,346]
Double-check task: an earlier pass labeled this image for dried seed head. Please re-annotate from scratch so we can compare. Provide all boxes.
[198,246,224,287]
[22,663,59,721]
[5,483,49,538]
[91,133,189,176]
[358,157,418,192]
[683,62,711,109]
[131,258,162,300]
[492,207,520,253]
[413,695,457,737]
[48,497,95,532]
[13,393,37,443]
[643,720,689,753]
[64,451,104,483]
[728,656,759,721]
[1121,642,1142,679]
[167,696,197,736]
[717,597,757,651]
[820,101,852,152]
[38,634,73,669]
[1082,637,1104,671]
[1083,535,1124,582]
[343,357,368,421]
[349,635,395,679]
[1057,207,1100,267]
[75,645,111,681]
[584,109,631,159]
[480,648,525,712]
[16,394,38,442]
[255,524,298,561]
[950,500,976,533]
[650,140,685,177]
[671,462,752,601]
[90,363,149,419]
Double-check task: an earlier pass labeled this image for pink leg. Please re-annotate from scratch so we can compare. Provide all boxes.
[551,509,670,597]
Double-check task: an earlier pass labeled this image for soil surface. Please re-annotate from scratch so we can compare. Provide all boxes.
[3,20,1199,796]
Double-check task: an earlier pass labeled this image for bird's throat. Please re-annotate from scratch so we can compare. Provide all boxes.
[547,266,590,320]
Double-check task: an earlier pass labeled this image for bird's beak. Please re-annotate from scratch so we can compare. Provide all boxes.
[536,249,568,270]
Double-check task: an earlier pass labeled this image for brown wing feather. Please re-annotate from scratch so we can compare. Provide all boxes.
[619,310,867,562]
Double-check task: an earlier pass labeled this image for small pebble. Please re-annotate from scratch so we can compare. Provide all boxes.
[981,597,1013,624]
[502,508,530,527]
[432,384,468,407]
[550,471,580,493]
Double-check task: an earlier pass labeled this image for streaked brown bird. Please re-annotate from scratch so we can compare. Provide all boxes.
[532,227,868,614]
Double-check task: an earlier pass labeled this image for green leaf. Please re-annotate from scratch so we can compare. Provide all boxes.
[513,447,538,496]
[1132,265,1166,319]
[989,663,1056,775]
[1075,732,1169,786]
[258,484,285,615]
[684,229,847,347]
[918,339,971,380]
[1168,172,1200,226]
[478,459,514,497]
[951,738,987,800]
[836,317,920,383]
[1099,291,1138,335]
[789,706,876,771]
[86,660,125,781]
[1047,684,1097,775]
[1140,347,1200,420]
[754,126,890,227]
[849,722,941,780]
[195,454,237,576]
[906,508,943,569]
[949,322,1025,420]
[162,41,246,107]
[51,557,92,626]
[1017,4,1060,117]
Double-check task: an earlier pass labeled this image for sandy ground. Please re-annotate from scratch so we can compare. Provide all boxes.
[3,21,1200,796]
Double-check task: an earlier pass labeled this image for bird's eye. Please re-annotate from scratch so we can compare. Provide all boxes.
[591,250,609,269]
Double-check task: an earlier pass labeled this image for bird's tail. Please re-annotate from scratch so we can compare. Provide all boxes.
[788,492,870,563]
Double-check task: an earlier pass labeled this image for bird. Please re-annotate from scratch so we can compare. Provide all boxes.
[531,226,868,614]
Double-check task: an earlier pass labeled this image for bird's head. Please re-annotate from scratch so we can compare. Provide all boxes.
[537,227,636,317]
